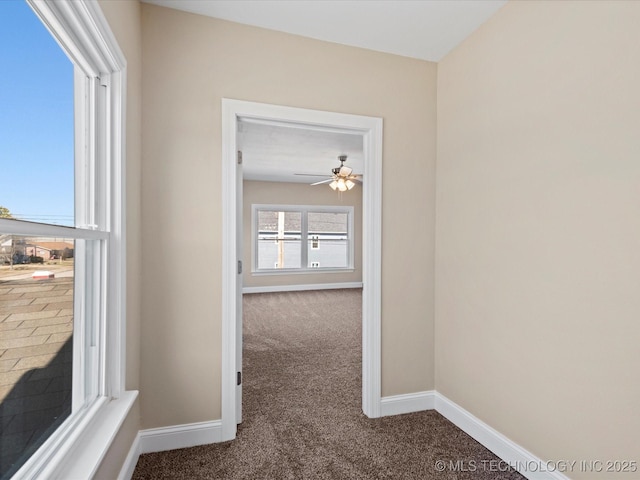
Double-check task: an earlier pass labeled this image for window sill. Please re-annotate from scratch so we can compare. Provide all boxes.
[46,390,138,479]
[252,268,355,276]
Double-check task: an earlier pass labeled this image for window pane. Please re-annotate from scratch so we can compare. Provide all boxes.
[257,211,301,269]
[0,1,75,227]
[307,212,349,268]
[0,235,74,478]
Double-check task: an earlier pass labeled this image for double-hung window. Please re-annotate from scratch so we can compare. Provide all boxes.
[0,1,129,478]
[253,205,354,273]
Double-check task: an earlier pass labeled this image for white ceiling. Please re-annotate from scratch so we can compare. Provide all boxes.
[239,120,364,184]
[141,0,507,62]
[141,0,507,183]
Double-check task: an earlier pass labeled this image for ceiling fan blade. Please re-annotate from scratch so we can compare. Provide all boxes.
[311,178,334,185]
[294,173,330,177]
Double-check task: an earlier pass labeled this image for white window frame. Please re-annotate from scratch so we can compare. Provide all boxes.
[0,1,136,478]
[252,204,354,274]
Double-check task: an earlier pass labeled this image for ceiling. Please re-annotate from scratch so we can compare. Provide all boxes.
[239,120,364,184]
[141,0,507,62]
[141,0,507,184]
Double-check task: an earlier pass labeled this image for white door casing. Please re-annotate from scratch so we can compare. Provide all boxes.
[236,150,243,424]
[221,99,382,441]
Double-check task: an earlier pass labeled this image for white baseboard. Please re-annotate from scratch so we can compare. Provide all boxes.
[434,393,570,480]
[380,390,436,417]
[138,420,223,455]
[117,433,140,480]
[243,282,362,294]
[123,394,567,480]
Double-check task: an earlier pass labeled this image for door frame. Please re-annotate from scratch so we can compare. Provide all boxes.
[221,99,383,441]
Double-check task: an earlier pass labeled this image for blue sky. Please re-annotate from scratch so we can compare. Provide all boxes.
[0,0,74,226]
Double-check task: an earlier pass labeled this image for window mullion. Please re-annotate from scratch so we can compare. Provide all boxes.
[301,208,308,269]
[96,75,110,231]
[350,209,354,268]
[75,70,97,230]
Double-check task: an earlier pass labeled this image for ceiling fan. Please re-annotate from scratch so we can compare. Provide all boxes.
[296,155,362,191]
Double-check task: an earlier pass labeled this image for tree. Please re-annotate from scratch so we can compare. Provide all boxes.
[0,205,13,218]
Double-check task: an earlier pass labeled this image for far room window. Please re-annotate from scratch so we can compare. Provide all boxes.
[253,205,354,273]
[0,0,126,477]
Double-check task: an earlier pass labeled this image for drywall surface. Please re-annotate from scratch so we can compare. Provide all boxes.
[141,3,436,428]
[436,1,640,477]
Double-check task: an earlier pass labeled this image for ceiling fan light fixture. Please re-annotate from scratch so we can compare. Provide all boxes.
[337,178,348,192]
[329,180,339,191]
[339,165,353,176]
[345,179,355,190]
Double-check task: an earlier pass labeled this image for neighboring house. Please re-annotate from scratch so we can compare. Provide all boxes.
[25,241,75,260]
[0,235,14,264]
[0,238,74,263]
[0,235,27,265]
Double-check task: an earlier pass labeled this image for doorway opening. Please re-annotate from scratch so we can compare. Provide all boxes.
[221,99,382,441]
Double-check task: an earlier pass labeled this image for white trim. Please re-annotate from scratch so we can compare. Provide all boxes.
[51,391,138,480]
[221,100,239,441]
[435,393,570,480]
[222,99,384,441]
[250,268,355,277]
[124,391,566,480]
[380,391,436,417]
[251,203,355,273]
[0,218,107,240]
[29,0,125,77]
[243,282,363,294]
[139,421,223,454]
[360,112,383,419]
[117,433,140,480]
[380,391,571,479]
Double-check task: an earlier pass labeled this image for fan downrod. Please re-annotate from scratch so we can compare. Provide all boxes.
[333,155,348,175]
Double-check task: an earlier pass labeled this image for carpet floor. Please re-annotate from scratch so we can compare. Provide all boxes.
[132,289,524,479]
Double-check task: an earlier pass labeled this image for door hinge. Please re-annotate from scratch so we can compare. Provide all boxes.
[237,371,242,386]
[237,150,243,165]
[238,260,242,274]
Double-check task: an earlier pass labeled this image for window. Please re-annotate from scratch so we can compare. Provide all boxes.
[0,1,129,478]
[253,205,354,273]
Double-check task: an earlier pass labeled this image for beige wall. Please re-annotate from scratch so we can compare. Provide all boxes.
[243,180,362,288]
[69,1,640,476]
[141,3,437,427]
[95,0,142,475]
[436,1,640,477]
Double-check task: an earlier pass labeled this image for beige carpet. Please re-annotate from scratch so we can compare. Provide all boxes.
[133,289,524,479]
